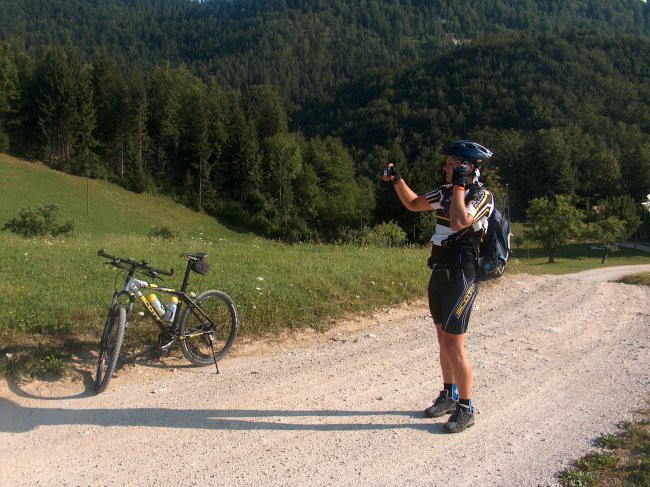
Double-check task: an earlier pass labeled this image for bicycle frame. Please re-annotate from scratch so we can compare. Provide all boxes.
[110,274,216,345]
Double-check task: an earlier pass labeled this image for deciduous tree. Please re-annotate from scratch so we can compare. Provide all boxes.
[524,194,584,263]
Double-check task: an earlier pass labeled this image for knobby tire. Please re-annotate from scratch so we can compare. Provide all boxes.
[94,305,126,393]
[179,290,238,367]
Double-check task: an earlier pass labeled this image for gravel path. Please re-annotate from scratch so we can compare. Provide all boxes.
[1,268,649,486]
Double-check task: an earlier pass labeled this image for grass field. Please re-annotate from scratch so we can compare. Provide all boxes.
[2,153,650,378]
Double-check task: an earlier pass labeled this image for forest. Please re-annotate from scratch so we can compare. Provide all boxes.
[1,0,648,104]
[0,0,649,241]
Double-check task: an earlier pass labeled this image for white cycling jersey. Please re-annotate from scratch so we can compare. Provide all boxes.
[425,183,494,248]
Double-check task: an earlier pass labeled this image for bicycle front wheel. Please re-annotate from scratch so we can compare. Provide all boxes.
[179,290,238,367]
[94,305,126,393]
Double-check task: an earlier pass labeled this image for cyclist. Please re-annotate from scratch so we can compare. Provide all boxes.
[383,140,494,433]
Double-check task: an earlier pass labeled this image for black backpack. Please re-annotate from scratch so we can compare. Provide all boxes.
[477,206,512,281]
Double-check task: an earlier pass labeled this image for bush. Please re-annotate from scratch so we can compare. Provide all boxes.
[2,202,74,238]
[148,225,178,240]
[337,222,407,247]
[366,221,407,247]
[212,200,254,229]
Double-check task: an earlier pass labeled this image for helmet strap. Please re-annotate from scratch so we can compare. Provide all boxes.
[472,167,481,184]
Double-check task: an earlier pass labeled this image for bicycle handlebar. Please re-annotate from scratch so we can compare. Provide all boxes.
[98,249,174,277]
[149,265,174,277]
[98,249,118,261]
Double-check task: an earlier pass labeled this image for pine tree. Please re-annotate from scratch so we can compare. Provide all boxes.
[0,42,20,151]
[236,114,264,204]
[33,47,81,165]
[92,51,130,179]
[146,63,181,182]
[179,88,213,210]
[124,69,152,192]
[73,63,99,177]
[243,84,288,140]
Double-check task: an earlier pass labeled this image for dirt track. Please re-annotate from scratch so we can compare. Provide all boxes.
[1,268,649,486]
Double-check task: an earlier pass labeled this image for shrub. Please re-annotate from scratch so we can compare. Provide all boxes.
[366,221,407,247]
[148,225,178,240]
[2,202,74,238]
[337,222,408,247]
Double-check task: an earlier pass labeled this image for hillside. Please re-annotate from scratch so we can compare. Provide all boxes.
[301,30,650,146]
[0,0,648,104]
[297,30,650,219]
[1,2,649,240]
[0,153,239,238]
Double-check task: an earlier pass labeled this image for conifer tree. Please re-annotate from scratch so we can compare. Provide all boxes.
[227,105,264,205]
[0,42,20,151]
[33,47,81,165]
[243,84,288,140]
[74,63,99,177]
[179,87,213,210]
[146,63,181,182]
[124,69,152,192]
[92,52,130,179]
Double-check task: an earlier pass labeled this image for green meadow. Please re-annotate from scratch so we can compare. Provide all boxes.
[1,154,649,377]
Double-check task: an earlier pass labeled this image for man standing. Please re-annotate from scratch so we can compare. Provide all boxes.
[383,140,494,433]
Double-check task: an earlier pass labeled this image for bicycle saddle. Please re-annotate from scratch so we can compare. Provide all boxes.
[181,252,208,261]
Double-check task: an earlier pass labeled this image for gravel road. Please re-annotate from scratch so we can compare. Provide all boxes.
[1,268,649,487]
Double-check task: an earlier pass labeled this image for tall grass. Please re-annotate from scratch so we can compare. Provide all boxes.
[0,232,429,339]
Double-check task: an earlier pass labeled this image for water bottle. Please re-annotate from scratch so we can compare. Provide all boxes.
[147,293,165,317]
[163,296,179,323]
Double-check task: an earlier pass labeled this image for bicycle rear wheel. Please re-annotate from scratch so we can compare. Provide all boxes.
[179,290,238,366]
[94,305,126,393]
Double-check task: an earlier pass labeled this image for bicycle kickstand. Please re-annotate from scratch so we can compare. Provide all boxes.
[208,334,220,374]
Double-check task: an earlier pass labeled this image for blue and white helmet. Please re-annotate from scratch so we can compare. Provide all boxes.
[441,140,493,165]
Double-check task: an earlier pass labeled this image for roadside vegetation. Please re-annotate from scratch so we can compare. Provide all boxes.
[558,406,650,486]
[617,273,650,286]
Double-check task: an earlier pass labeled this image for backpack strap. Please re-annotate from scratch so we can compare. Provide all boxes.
[466,183,487,257]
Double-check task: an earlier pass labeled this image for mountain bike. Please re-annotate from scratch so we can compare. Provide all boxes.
[94,249,238,393]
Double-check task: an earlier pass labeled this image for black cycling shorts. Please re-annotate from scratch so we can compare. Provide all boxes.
[428,261,479,334]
